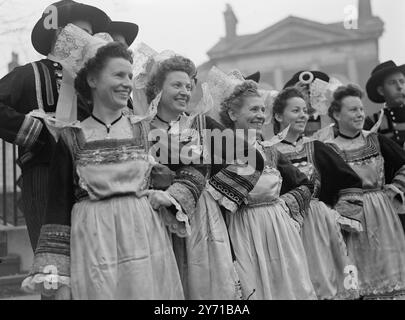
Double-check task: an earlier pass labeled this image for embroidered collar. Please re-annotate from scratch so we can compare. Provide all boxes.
[281,135,304,147]
[338,131,361,140]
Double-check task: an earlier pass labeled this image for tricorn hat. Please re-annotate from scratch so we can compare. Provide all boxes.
[105,21,139,47]
[366,60,405,103]
[283,70,330,89]
[31,0,111,55]
[244,71,261,83]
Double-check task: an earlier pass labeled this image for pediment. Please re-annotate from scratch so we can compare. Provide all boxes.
[237,17,353,52]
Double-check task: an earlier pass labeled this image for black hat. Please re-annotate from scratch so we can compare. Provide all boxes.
[244,71,261,83]
[366,60,405,103]
[283,70,330,89]
[31,0,111,55]
[105,21,139,47]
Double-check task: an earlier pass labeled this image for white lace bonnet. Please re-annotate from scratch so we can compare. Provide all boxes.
[28,24,114,140]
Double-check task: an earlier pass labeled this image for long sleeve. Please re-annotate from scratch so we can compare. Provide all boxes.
[148,120,206,234]
[313,141,363,231]
[277,150,313,227]
[379,133,405,193]
[205,116,265,213]
[0,64,47,150]
[22,129,74,293]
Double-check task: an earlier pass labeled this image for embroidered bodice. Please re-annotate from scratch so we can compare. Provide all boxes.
[275,138,321,198]
[66,116,155,201]
[247,143,283,205]
[328,132,385,190]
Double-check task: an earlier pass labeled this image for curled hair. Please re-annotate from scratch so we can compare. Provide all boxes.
[272,87,307,134]
[219,80,260,129]
[328,84,363,124]
[145,55,197,104]
[74,42,133,102]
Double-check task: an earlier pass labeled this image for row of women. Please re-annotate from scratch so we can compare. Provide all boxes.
[21,23,405,300]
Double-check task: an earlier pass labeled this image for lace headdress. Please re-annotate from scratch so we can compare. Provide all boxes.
[29,24,114,140]
[130,42,178,120]
[206,66,245,110]
[309,75,343,119]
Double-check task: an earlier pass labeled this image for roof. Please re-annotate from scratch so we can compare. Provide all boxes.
[207,15,384,60]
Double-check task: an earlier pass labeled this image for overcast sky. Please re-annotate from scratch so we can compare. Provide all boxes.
[0,0,404,77]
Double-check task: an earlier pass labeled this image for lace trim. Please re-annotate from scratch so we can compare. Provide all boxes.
[28,109,80,142]
[160,195,191,238]
[206,184,238,213]
[21,274,71,294]
[336,215,363,233]
[323,288,360,300]
[360,281,405,298]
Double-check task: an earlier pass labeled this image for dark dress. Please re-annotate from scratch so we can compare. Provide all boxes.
[0,59,90,249]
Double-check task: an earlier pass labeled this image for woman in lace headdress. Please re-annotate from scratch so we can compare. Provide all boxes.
[144,57,265,300]
[217,74,316,300]
[21,42,186,300]
[272,87,363,300]
[327,84,405,299]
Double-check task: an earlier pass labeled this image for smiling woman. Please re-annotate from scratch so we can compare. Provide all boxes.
[21,42,186,300]
[327,84,405,298]
[216,70,316,300]
[272,86,364,300]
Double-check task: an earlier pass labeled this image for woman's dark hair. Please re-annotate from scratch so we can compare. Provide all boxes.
[272,87,307,134]
[145,55,197,104]
[74,42,133,102]
[328,84,363,124]
[219,80,260,129]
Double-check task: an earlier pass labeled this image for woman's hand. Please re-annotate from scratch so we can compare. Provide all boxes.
[139,190,173,210]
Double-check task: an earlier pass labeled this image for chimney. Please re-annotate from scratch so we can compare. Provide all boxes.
[8,52,20,72]
[358,0,373,24]
[224,4,238,40]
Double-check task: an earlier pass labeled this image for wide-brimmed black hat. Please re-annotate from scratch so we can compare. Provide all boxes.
[283,70,330,89]
[31,0,111,55]
[105,21,139,47]
[366,60,405,103]
[244,71,261,83]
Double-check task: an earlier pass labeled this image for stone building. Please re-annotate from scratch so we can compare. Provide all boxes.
[195,0,384,117]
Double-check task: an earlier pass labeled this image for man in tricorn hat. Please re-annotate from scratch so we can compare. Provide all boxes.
[364,60,405,147]
[105,20,139,48]
[0,0,110,251]
[364,60,405,233]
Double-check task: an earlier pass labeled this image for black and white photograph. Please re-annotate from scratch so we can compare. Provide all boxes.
[0,0,405,307]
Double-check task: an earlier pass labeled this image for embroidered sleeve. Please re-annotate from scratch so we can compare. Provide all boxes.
[22,129,75,294]
[167,166,206,214]
[0,64,47,150]
[205,116,264,212]
[280,185,312,227]
[277,151,313,227]
[335,188,364,232]
[378,134,405,209]
[21,224,71,294]
[313,141,364,231]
